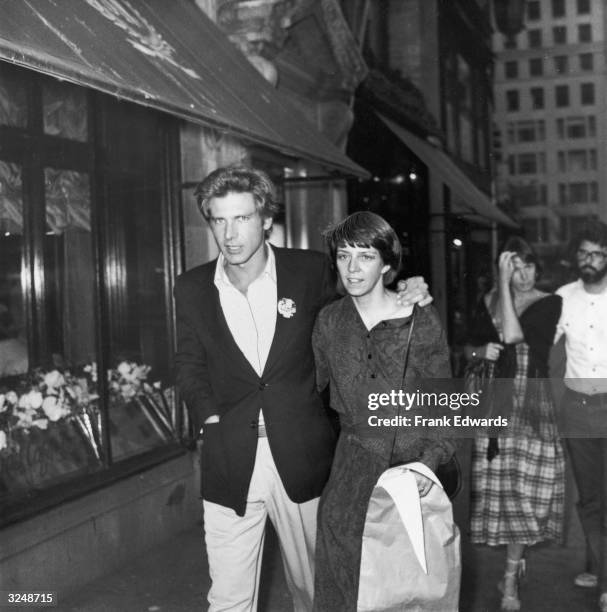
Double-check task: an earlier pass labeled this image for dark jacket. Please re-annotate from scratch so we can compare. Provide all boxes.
[174,247,337,516]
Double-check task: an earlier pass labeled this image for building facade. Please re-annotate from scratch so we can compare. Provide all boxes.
[0,0,364,596]
[492,0,606,284]
[345,0,514,349]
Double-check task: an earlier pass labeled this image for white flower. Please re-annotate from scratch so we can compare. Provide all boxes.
[44,370,65,389]
[28,391,44,409]
[0,430,7,450]
[277,297,297,319]
[120,384,137,400]
[6,391,18,404]
[42,395,68,422]
[117,361,132,376]
[0,394,5,413]
[32,418,49,430]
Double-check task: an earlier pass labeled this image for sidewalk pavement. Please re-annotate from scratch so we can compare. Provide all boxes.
[56,512,598,612]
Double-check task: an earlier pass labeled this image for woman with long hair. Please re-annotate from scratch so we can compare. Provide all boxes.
[466,236,565,611]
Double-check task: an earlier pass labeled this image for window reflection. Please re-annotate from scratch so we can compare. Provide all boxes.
[0,160,28,378]
[44,168,95,367]
[0,66,27,128]
[42,80,88,142]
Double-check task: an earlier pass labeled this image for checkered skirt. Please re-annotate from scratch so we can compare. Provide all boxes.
[470,343,565,546]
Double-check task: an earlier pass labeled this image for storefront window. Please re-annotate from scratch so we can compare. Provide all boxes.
[44,168,95,366]
[0,65,183,518]
[42,81,88,142]
[0,65,27,128]
[0,161,28,377]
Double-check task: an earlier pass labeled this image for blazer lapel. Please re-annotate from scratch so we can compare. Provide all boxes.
[200,266,260,379]
[263,249,300,376]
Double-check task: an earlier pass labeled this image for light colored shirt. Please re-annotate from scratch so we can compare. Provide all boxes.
[555,279,607,394]
[214,244,277,428]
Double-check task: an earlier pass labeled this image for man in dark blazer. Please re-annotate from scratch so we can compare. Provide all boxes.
[174,165,429,611]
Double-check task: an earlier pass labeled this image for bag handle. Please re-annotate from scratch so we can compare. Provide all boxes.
[388,305,416,465]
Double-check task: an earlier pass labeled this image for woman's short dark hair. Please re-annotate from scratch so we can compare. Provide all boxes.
[323,211,402,285]
[194,165,280,220]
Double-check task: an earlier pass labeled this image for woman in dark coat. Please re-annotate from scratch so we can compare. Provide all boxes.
[312,212,455,611]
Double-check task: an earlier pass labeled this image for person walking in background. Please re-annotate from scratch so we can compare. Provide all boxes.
[311,211,455,611]
[173,166,430,612]
[555,222,607,612]
[466,236,564,611]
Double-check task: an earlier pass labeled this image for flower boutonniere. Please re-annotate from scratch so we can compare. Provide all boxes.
[277,297,297,319]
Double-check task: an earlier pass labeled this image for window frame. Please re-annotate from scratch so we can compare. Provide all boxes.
[553,25,567,45]
[506,89,520,112]
[529,57,544,77]
[530,87,545,110]
[555,84,570,108]
[0,64,186,526]
[528,29,543,48]
[552,0,566,18]
[579,53,594,71]
[580,82,595,106]
[578,23,592,43]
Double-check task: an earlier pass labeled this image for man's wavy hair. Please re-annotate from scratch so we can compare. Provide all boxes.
[194,165,280,221]
[323,211,402,285]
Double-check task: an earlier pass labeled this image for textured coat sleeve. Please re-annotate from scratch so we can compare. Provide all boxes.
[312,310,330,393]
[417,306,456,470]
[174,278,220,435]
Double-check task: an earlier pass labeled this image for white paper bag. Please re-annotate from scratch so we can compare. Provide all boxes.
[357,462,461,612]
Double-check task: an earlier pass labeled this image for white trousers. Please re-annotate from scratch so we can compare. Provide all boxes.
[203,438,318,612]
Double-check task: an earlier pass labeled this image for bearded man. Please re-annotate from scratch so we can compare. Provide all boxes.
[554,222,607,612]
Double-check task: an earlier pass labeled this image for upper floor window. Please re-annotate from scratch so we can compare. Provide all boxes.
[552,0,566,17]
[577,0,591,14]
[527,0,541,20]
[579,53,594,71]
[554,55,568,74]
[578,23,592,42]
[529,57,543,76]
[515,119,546,142]
[553,26,567,45]
[557,116,596,139]
[528,29,542,48]
[505,61,519,79]
[555,84,570,107]
[559,149,598,172]
[531,87,545,110]
[506,90,520,112]
[581,82,595,105]
[512,152,546,175]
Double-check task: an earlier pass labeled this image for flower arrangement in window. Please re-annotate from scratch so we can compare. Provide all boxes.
[0,362,177,491]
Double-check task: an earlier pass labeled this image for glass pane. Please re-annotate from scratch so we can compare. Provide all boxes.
[44,167,96,366]
[0,160,28,378]
[0,166,102,502]
[42,80,88,142]
[102,102,178,462]
[0,65,27,127]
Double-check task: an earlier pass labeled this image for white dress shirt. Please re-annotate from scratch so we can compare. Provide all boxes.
[555,279,607,394]
[214,244,277,426]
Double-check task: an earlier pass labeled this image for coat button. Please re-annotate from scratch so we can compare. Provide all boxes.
[258,382,267,390]
[249,420,257,428]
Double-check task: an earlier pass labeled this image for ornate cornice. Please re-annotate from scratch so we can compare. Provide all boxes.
[216,0,366,91]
